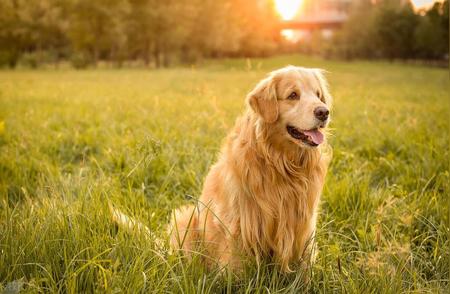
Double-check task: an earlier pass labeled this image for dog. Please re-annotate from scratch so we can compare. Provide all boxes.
[169,65,333,272]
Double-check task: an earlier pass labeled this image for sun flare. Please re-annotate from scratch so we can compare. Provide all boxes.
[274,0,303,20]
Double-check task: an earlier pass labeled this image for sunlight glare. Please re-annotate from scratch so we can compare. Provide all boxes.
[274,0,303,20]
[410,0,440,9]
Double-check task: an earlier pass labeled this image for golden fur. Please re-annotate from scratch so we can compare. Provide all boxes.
[169,66,333,271]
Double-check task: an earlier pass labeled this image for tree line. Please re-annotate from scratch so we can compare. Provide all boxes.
[300,0,449,61]
[0,0,280,68]
[0,0,448,68]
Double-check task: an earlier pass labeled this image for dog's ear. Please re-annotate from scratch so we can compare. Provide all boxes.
[246,76,279,123]
[313,69,333,109]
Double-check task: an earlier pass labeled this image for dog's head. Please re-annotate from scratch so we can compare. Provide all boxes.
[247,66,332,148]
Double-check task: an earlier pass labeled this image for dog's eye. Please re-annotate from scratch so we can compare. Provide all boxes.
[287,92,299,100]
[316,90,321,98]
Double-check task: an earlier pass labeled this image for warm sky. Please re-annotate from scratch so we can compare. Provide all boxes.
[274,0,442,21]
[411,0,441,8]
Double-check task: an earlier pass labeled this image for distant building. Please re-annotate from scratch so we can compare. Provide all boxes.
[280,0,353,42]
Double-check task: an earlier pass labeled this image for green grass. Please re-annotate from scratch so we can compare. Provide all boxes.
[0,55,448,293]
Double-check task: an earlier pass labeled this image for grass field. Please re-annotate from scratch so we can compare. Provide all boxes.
[0,55,448,293]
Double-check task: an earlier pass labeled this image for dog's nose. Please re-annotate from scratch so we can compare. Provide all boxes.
[314,106,329,121]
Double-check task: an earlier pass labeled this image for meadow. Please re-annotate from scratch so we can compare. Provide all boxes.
[0,55,448,293]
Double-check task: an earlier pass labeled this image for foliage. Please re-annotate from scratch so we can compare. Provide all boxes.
[325,0,449,60]
[0,55,448,292]
[414,0,449,59]
[0,0,279,68]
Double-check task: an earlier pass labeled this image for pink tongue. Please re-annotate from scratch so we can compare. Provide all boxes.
[303,130,324,145]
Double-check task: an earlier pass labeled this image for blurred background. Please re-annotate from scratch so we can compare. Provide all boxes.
[0,0,448,69]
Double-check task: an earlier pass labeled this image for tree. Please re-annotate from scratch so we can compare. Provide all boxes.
[414,0,449,59]
[328,0,377,59]
[373,1,419,60]
[0,0,67,67]
[66,0,129,66]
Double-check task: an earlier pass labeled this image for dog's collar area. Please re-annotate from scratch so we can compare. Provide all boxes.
[286,125,320,147]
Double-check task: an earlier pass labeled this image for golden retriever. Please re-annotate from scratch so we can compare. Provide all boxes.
[169,65,333,272]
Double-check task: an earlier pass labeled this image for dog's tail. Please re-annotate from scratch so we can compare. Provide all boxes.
[109,202,164,248]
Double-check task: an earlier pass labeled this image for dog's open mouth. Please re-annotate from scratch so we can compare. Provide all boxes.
[286,125,324,147]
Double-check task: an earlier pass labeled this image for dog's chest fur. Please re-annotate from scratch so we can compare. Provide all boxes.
[215,120,328,269]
